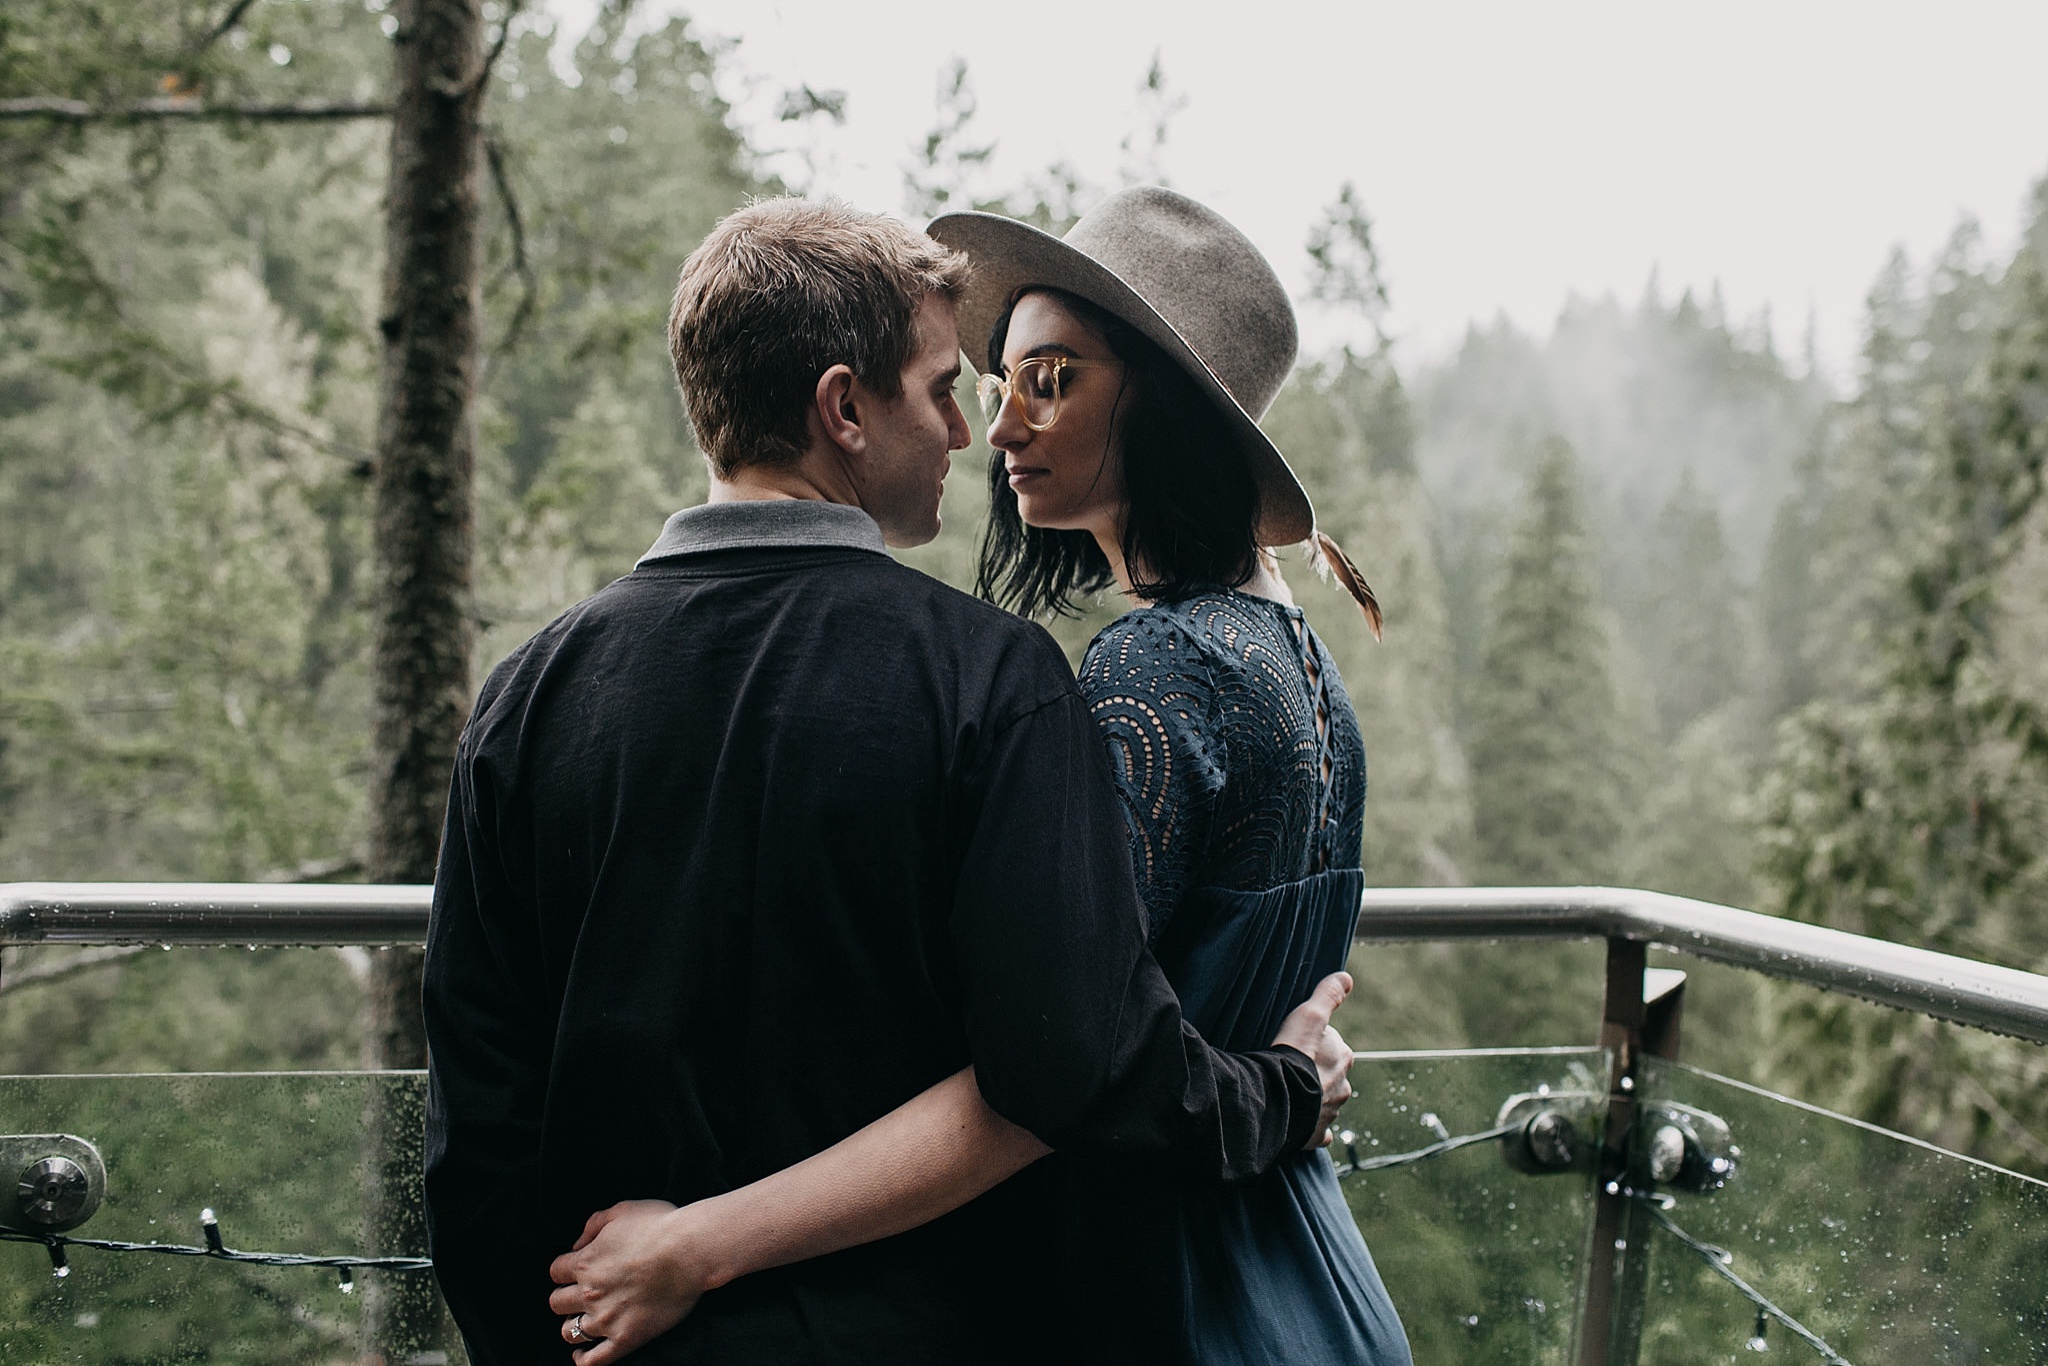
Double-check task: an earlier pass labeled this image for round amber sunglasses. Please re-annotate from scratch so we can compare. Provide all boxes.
[976,356,1120,432]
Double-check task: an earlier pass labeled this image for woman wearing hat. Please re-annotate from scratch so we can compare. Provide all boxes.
[546,190,1406,1365]
[933,186,1407,1365]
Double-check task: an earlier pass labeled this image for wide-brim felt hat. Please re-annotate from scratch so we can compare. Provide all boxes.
[928,186,1315,546]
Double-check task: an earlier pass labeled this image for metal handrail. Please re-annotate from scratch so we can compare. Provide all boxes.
[5,880,2046,1044]
[1354,886,2048,1045]
[0,882,429,948]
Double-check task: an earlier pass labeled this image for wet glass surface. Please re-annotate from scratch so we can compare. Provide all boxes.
[9,1049,2038,1362]
[0,1071,459,1364]
[1633,1058,2048,1364]
[1337,1047,1609,1364]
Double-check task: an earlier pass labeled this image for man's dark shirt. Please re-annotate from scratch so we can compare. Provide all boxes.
[423,500,1322,1364]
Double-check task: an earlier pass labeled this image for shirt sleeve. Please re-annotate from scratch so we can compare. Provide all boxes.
[947,639,1319,1182]
[1076,614,1224,938]
[422,736,564,1365]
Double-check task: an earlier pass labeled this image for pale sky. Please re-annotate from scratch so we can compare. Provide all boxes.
[547,0,2048,388]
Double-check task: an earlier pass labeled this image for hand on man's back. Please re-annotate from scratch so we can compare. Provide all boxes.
[1271,971,1356,1149]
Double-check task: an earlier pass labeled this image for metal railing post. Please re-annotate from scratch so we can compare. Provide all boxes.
[1576,937,1644,1366]
[1575,940,1687,1366]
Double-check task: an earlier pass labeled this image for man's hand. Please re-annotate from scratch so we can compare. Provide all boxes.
[1271,971,1356,1150]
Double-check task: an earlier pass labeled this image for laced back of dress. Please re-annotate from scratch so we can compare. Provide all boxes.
[1079,591,1367,933]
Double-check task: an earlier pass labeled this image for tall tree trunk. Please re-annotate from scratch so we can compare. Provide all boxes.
[369,0,480,1057]
[367,0,482,1356]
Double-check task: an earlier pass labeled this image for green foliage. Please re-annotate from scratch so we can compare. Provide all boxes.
[1759,223,2006,717]
[472,14,759,658]
[0,1070,426,1359]
[1752,183,2048,1175]
[1,253,372,880]
[1635,476,1752,739]
[1267,357,1470,890]
[903,58,996,218]
[1466,439,1629,886]
[1305,182,1393,359]
[2,4,769,882]
[1416,282,1830,587]
[1115,50,1183,189]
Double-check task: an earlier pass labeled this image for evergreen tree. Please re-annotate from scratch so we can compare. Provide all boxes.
[1267,364,1471,891]
[1758,222,2003,719]
[1754,183,2048,1175]
[1465,437,1628,886]
[1636,472,1751,739]
[1269,185,1469,888]
[1116,50,1184,188]
[471,13,761,659]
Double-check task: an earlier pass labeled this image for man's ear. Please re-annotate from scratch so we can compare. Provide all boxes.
[812,364,866,457]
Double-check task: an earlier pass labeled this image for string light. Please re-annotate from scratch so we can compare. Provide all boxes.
[0,1207,432,1283]
[1332,1120,1520,1177]
[1641,1199,1851,1364]
[0,1117,1851,1366]
[1328,1120,1852,1364]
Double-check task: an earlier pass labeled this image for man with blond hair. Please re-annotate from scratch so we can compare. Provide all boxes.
[423,199,1351,1364]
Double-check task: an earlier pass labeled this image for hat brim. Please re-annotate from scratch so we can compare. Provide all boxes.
[928,210,1315,546]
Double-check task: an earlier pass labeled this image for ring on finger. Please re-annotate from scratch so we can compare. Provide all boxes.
[566,1314,597,1345]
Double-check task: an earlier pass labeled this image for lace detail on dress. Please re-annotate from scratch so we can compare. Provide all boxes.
[1078,591,1367,935]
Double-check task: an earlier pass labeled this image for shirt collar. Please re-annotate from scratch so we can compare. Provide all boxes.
[638,499,888,566]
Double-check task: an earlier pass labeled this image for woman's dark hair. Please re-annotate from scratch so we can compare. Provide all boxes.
[974,288,1262,619]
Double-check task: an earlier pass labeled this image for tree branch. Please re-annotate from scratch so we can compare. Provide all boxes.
[0,97,390,123]
[468,0,527,99]
[19,220,379,471]
[1956,1072,2048,1169]
[484,130,536,355]
[0,946,145,995]
[192,0,263,59]
[255,855,367,884]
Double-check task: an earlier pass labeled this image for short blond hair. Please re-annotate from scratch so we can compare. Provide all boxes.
[668,198,971,477]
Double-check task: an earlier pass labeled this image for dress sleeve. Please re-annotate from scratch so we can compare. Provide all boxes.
[1076,613,1224,937]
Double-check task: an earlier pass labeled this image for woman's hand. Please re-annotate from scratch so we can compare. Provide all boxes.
[1272,971,1356,1149]
[548,1199,719,1364]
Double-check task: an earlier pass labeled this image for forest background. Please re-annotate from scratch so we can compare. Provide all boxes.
[2,0,2045,1216]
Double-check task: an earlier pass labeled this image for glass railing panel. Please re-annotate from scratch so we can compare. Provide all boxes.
[1632,1058,2048,1364]
[1338,1047,1609,1364]
[0,1071,456,1364]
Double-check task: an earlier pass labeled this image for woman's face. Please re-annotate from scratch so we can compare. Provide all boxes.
[986,291,1128,539]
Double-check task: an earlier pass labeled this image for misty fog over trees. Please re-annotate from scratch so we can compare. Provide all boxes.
[3,0,2045,1207]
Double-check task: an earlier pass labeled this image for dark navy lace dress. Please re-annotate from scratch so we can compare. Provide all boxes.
[1058,590,1412,1365]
